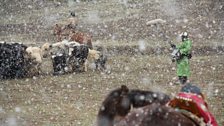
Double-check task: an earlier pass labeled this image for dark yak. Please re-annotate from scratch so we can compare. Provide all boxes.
[51,44,89,75]
[51,52,67,75]
[0,42,29,79]
[69,44,89,72]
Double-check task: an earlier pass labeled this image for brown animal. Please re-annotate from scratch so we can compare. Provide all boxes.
[53,24,63,42]
[69,31,93,49]
[52,24,93,49]
[97,85,130,126]
[52,24,72,42]
[115,103,202,126]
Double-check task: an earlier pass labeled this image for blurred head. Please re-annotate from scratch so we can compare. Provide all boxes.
[70,11,76,17]
[89,49,100,60]
[181,83,204,99]
[98,85,131,117]
[181,32,188,42]
[41,43,52,58]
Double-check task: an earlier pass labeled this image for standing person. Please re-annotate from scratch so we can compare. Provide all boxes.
[67,11,79,33]
[52,11,79,41]
[171,32,192,84]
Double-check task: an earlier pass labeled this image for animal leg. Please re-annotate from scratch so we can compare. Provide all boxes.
[84,60,88,72]
[59,35,62,42]
[37,63,43,75]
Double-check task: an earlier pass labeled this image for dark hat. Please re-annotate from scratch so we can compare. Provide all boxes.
[70,11,76,17]
[181,83,202,96]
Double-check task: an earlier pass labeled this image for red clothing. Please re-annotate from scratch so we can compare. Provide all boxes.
[168,92,218,126]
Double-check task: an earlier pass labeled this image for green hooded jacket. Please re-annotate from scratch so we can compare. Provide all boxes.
[176,39,192,77]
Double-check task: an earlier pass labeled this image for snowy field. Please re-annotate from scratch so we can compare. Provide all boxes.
[0,0,224,125]
[0,54,223,125]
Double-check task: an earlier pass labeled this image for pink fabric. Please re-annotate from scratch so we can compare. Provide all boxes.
[177,92,218,126]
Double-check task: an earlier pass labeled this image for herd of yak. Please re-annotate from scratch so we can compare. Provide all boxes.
[0,39,107,79]
[0,41,218,125]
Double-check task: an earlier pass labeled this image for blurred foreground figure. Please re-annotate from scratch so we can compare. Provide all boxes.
[168,83,218,126]
[97,85,199,126]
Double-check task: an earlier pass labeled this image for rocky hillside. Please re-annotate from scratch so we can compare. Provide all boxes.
[0,0,224,44]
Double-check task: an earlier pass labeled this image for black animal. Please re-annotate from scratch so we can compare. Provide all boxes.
[51,53,67,75]
[0,42,28,79]
[115,103,201,126]
[69,45,89,72]
[95,53,107,71]
[95,47,108,71]
[51,44,89,74]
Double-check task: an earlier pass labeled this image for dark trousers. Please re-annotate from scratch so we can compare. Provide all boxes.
[178,76,187,85]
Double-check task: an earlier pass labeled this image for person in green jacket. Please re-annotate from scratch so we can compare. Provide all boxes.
[175,32,192,84]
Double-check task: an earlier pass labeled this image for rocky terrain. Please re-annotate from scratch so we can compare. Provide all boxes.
[0,0,224,44]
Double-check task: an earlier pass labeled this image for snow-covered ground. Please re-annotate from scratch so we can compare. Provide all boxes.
[0,0,224,125]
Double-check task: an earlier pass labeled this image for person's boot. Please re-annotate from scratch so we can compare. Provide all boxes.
[182,76,188,85]
[179,76,187,85]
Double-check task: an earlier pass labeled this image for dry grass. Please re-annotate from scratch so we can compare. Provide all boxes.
[0,54,223,126]
[0,0,224,125]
